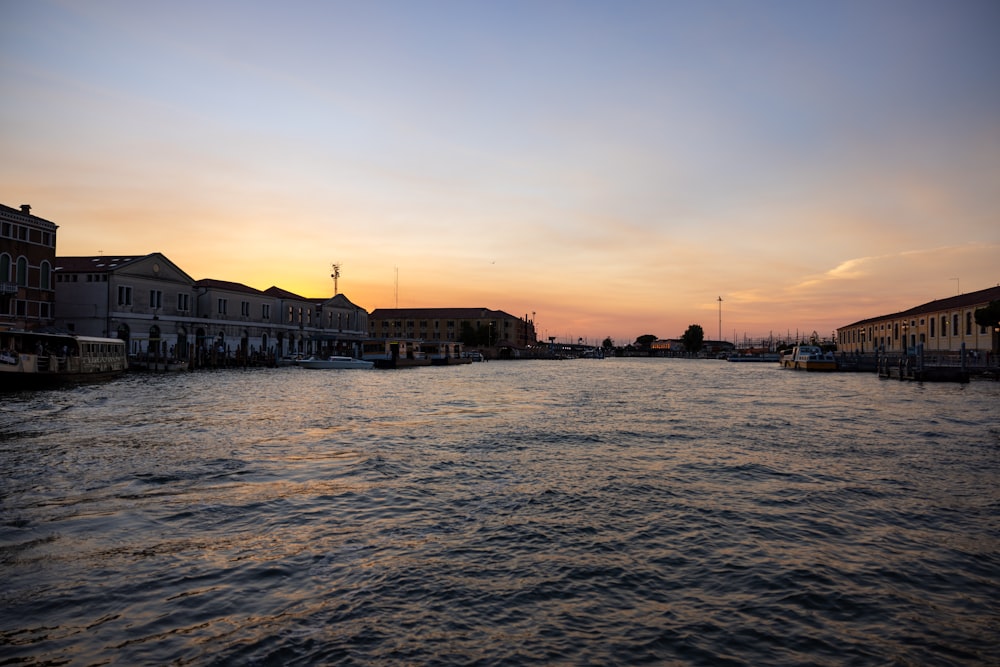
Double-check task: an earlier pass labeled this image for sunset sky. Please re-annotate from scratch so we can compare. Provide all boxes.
[2,1,998,345]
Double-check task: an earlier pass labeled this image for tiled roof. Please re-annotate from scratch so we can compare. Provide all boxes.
[369,307,508,319]
[195,278,265,295]
[262,285,311,301]
[839,285,1000,328]
[54,255,143,272]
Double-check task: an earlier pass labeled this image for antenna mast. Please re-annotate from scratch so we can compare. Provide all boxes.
[331,262,341,295]
[717,296,723,342]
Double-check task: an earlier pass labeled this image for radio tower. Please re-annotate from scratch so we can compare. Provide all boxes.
[717,296,723,342]
[331,263,341,295]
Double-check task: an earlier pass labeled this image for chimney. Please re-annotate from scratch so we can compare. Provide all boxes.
[20,204,31,215]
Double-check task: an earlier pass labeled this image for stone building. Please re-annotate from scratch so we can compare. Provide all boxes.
[836,285,1000,356]
[54,252,368,362]
[368,307,537,349]
[0,204,57,330]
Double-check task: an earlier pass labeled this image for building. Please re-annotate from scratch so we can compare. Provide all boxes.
[836,285,1000,355]
[0,203,58,330]
[651,338,736,357]
[368,307,537,349]
[55,253,196,357]
[54,252,369,363]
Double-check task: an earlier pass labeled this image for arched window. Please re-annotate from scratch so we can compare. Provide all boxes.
[941,315,948,337]
[16,257,28,286]
[0,253,10,282]
[40,261,51,290]
[952,313,959,336]
[965,312,972,336]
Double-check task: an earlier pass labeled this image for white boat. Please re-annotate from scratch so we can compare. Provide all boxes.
[0,329,129,390]
[779,345,837,371]
[298,355,374,370]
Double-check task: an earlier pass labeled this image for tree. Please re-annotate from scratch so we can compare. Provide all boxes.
[975,301,1000,353]
[635,334,658,347]
[602,337,614,350]
[974,300,1000,329]
[681,324,704,356]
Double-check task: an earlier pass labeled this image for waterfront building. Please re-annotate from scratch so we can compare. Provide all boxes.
[650,338,735,357]
[54,252,369,363]
[0,204,57,330]
[368,308,537,349]
[836,285,1000,356]
[55,253,195,358]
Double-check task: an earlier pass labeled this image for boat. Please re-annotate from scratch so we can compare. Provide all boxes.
[297,355,374,369]
[779,345,837,371]
[129,356,189,372]
[0,329,129,390]
[728,353,780,362]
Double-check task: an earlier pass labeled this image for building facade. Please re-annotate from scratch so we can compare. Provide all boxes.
[0,204,57,330]
[54,252,368,362]
[368,307,537,348]
[836,286,1000,355]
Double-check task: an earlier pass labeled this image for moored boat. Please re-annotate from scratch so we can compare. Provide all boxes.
[728,353,780,362]
[298,355,374,369]
[779,345,837,371]
[0,329,129,390]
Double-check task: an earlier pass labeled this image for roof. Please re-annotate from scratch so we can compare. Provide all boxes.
[55,255,145,272]
[324,293,365,310]
[839,285,1000,328]
[369,307,512,319]
[0,203,58,230]
[195,278,266,296]
[263,285,311,301]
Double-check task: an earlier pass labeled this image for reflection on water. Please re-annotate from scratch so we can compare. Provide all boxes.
[1,360,998,665]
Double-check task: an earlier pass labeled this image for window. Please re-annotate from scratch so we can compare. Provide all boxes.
[149,290,163,309]
[941,315,947,337]
[177,293,190,312]
[965,312,972,336]
[39,262,51,289]
[16,257,27,286]
[262,303,270,320]
[118,285,132,306]
[952,313,959,336]
[0,253,9,281]
[241,301,250,317]
[930,317,935,338]
[218,298,228,315]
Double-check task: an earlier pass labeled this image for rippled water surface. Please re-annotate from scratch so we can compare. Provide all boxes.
[2,359,998,665]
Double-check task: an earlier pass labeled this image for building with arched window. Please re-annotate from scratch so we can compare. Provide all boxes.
[54,252,370,364]
[836,286,1000,356]
[0,203,57,329]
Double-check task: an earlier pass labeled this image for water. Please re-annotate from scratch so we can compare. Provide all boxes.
[1,359,997,666]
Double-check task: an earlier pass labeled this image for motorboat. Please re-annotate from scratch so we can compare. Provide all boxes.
[779,345,837,371]
[298,355,374,369]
